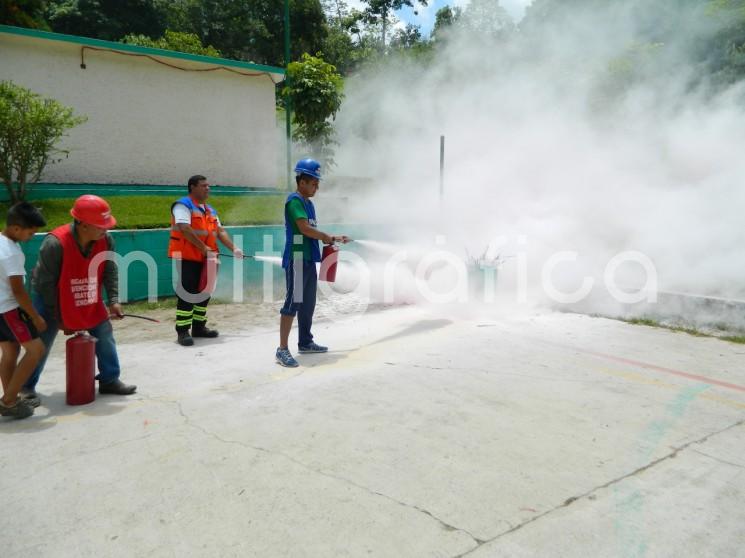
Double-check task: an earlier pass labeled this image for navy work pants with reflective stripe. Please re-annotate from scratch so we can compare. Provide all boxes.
[176,259,210,332]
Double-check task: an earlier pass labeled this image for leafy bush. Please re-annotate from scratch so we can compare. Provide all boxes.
[0,81,87,202]
[122,29,221,57]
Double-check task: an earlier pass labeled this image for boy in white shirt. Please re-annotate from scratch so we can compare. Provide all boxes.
[0,202,47,419]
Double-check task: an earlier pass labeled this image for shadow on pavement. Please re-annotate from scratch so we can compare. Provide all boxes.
[0,390,131,434]
[299,349,355,368]
[367,319,453,347]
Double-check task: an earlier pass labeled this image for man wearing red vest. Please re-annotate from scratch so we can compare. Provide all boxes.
[20,195,136,405]
[168,175,243,346]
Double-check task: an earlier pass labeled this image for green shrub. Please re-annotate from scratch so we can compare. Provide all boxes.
[0,81,87,202]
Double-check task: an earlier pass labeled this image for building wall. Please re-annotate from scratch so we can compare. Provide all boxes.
[0,32,281,187]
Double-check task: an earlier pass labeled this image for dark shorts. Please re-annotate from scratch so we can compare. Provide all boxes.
[280,259,318,317]
[0,308,39,344]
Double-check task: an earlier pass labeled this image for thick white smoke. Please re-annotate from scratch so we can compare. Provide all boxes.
[326,0,745,328]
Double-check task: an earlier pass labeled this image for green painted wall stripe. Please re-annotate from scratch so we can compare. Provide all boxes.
[20,225,380,302]
[0,25,285,77]
[1,183,281,202]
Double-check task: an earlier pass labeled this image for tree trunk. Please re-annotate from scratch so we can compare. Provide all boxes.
[381,8,387,52]
[3,179,18,204]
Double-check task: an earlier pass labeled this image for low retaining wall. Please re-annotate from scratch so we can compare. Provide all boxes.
[21,225,374,303]
[1,184,281,202]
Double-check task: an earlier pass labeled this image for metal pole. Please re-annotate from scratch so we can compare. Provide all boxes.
[284,0,292,191]
[439,135,445,201]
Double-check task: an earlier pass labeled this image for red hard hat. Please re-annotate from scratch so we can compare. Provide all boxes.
[70,195,117,229]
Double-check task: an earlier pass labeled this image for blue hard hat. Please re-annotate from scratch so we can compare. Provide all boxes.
[294,158,322,180]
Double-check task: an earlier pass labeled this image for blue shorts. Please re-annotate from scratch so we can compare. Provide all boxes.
[280,258,318,317]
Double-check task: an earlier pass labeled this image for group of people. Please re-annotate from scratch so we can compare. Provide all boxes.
[0,158,348,420]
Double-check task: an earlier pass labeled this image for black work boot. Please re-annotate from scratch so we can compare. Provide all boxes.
[99,379,137,395]
[177,330,194,346]
[192,324,219,338]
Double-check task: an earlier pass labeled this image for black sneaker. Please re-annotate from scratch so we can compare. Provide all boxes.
[177,331,194,346]
[298,342,328,353]
[0,398,34,419]
[192,326,219,338]
[19,389,41,408]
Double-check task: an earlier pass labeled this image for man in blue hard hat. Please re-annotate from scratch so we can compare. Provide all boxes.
[276,158,350,368]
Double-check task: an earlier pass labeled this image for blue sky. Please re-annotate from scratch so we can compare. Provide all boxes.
[392,0,534,38]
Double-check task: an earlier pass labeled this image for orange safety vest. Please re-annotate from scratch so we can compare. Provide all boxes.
[167,196,219,262]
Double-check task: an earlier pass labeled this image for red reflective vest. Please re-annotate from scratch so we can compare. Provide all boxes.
[50,225,110,330]
[167,196,219,262]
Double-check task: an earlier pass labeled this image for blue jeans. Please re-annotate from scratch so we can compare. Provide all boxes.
[23,295,121,390]
[280,259,317,347]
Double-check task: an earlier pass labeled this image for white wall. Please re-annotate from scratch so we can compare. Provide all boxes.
[0,32,282,187]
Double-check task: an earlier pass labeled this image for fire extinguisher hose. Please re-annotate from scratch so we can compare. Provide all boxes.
[120,314,161,323]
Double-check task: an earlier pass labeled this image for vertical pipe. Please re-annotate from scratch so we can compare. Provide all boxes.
[439,135,445,201]
[284,0,292,191]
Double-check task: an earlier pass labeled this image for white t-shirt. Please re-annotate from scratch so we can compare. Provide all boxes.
[172,203,222,226]
[0,234,26,313]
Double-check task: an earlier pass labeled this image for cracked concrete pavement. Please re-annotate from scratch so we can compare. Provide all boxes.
[1,305,744,557]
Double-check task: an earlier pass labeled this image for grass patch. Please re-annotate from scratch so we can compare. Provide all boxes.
[618,315,743,343]
[626,317,660,327]
[121,296,249,312]
[668,326,709,337]
[2,195,286,231]
[721,336,745,344]
[122,297,179,313]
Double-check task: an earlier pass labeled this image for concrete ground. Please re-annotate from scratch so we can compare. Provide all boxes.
[2,304,744,557]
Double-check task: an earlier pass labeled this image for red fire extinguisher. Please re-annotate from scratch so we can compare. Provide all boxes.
[66,332,97,405]
[319,244,339,282]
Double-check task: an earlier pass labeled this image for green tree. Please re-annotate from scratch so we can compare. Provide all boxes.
[122,29,221,57]
[321,24,356,74]
[323,0,348,20]
[519,0,743,88]
[590,42,664,110]
[520,0,596,29]
[45,0,331,67]
[705,0,745,83]
[162,0,327,66]
[0,81,87,202]
[0,0,48,28]
[461,0,513,39]
[45,0,166,41]
[390,23,422,49]
[388,22,432,61]
[284,53,344,166]
[362,0,428,50]
[429,1,512,46]
[161,0,268,61]
[320,0,369,73]
[432,5,461,41]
